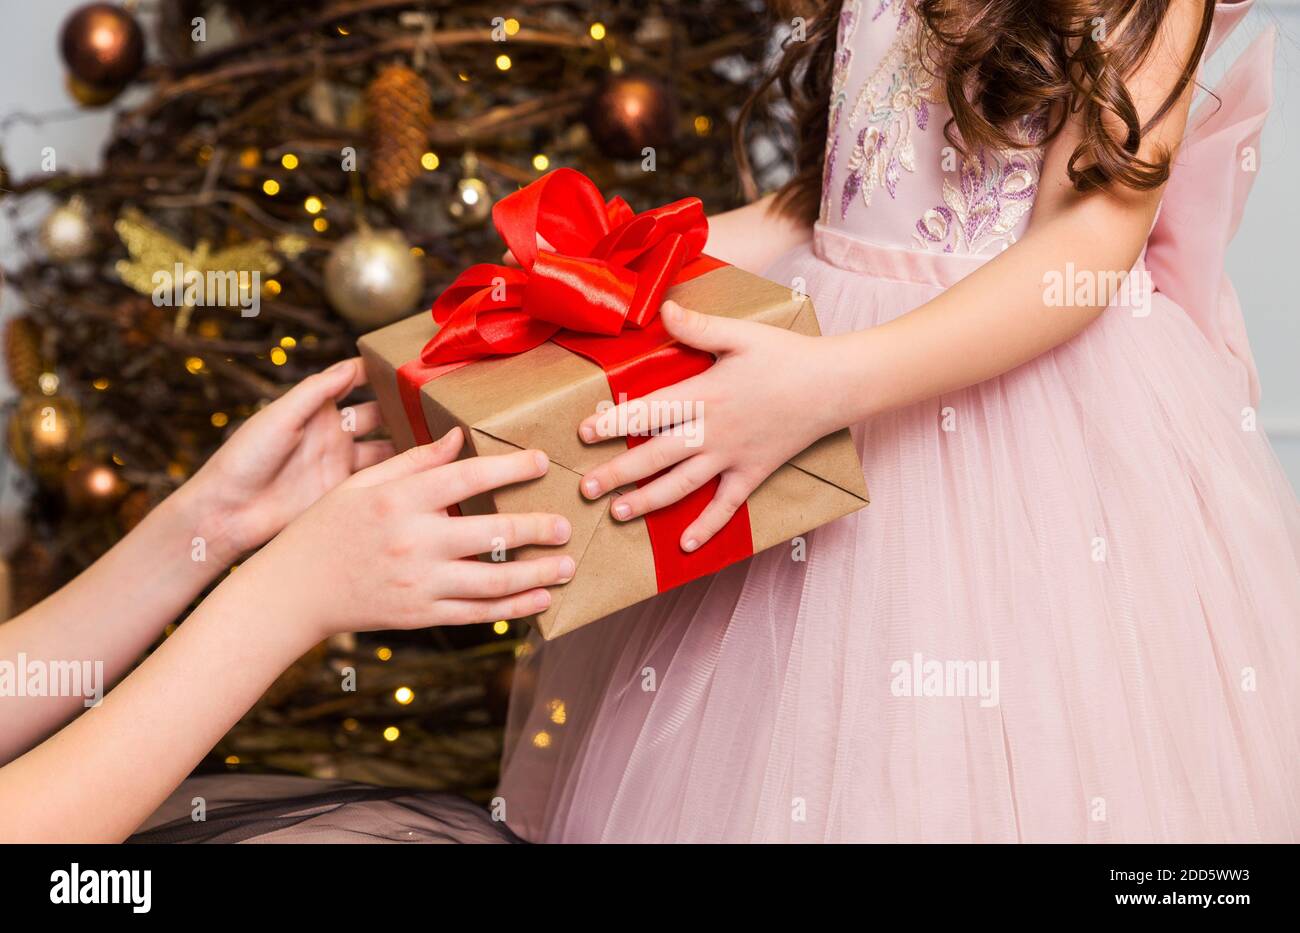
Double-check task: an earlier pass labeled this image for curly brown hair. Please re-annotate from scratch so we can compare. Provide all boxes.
[736,0,1216,223]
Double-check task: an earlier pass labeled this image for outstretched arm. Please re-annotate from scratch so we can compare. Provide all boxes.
[0,360,382,763]
[0,430,573,842]
[574,0,1204,548]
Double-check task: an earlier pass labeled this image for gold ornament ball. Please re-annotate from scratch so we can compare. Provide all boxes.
[40,199,96,263]
[323,229,425,329]
[65,73,122,108]
[448,177,492,227]
[7,394,82,468]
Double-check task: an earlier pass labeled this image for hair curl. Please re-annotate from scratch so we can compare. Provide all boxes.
[737,0,1216,223]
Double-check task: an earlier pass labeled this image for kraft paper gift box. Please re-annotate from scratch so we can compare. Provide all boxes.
[358,170,868,639]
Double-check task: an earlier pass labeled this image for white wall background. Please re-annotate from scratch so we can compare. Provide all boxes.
[2,1,1298,552]
[1205,3,1300,489]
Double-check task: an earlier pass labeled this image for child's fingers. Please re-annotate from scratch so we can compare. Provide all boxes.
[352,439,395,472]
[445,554,575,598]
[409,448,549,510]
[431,589,552,627]
[577,378,706,443]
[680,471,754,553]
[660,300,748,354]
[439,512,572,558]
[349,427,463,487]
[345,400,382,437]
[608,455,719,521]
[579,433,695,500]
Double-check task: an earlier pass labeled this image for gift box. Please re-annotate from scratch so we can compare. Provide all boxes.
[359,170,868,639]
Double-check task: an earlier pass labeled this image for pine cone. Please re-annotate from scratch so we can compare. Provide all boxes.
[3,315,42,393]
[365,64,433,204]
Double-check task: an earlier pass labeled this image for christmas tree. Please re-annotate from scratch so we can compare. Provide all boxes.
[0,0,787,795]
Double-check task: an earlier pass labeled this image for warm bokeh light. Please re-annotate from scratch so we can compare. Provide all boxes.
[85,465,118,497]
[548,699,567,725]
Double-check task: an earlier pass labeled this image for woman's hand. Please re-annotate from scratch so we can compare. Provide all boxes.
[248,426,574,641]
[0,426,571,842]
[576,301,847,552]
[183,358,390,563]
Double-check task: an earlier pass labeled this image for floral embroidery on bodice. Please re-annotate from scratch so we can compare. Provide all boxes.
[819,0,1047,256]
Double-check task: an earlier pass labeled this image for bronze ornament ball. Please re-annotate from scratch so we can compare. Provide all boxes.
[60,2,145,88]
[585,75,679,161]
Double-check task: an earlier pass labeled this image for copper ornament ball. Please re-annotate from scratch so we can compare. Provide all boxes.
[63,460,126,512]
[60,2,145,88]
[585,76,678,160]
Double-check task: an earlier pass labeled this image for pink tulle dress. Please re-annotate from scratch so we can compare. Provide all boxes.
[497,0,1300,842]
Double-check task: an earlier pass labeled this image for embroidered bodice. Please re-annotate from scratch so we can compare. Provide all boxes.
[819,0,1046,255]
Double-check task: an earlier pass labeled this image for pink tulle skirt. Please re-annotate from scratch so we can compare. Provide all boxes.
[497,227,1300,843]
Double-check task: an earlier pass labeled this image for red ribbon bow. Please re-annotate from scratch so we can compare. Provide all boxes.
[421,167,712,366]
[398,169,750,598]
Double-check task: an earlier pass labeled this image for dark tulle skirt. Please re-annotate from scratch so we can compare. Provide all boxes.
[129,774,523,844]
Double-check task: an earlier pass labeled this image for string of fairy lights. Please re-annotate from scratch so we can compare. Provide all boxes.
[1,0,780,792]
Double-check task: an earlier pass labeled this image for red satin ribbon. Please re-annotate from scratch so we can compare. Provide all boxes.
[397,169,751,594]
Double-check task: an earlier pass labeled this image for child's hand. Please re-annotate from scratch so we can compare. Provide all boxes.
[185,359,389,563]
[249,427,574,639]
[576,301,845,552]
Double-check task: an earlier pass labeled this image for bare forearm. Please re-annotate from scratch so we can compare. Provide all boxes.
[0,486,234,762]
[706,194,812,274]
[0,555,313,842]
[824,204,1152,425]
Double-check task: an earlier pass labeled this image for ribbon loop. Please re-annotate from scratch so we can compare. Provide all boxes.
[420,169,710,364]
